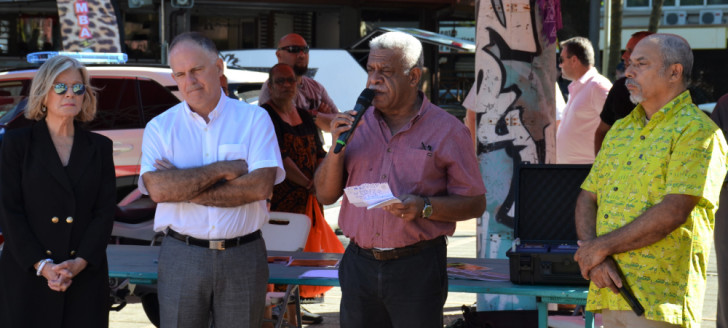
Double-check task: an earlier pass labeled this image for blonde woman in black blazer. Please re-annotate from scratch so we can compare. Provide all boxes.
[0,55,116,328]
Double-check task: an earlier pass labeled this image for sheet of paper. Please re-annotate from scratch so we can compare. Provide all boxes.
[344,183,401,209]
[298,270,339,279]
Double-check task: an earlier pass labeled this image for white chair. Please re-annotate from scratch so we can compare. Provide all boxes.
[261,211,311,328]
[262,212,311,252]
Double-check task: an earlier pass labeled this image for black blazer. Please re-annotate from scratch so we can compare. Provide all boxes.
[0,120,116,328]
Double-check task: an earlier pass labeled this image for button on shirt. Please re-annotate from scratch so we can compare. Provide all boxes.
[338,93,486,249]
[581,91,728,327]
[138,90,285,240]
[556,67,611,164]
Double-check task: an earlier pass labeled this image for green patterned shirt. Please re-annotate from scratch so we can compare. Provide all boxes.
[581,91,727,327]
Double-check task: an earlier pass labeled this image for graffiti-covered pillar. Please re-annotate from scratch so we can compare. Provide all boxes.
[473,0,561,310]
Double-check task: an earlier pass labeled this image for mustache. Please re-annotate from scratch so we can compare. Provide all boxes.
[368,86,385,92]
[625,78,641,90]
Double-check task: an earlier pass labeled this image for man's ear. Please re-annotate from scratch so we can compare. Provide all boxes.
[668,63,683,83]
[408,67,422,87]
[215,58,224,77]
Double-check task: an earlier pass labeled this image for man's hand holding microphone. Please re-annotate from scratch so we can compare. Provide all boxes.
[331,88,376,154]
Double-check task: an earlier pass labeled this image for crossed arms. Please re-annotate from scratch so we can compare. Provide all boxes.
[142,159,276,207]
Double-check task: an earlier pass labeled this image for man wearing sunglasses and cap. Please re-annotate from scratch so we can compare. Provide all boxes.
[259,33,339,132]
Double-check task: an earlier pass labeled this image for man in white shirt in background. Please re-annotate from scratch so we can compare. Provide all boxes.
[556,36,611,164]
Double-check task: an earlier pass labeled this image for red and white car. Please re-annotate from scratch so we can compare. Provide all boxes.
[0,63,267,201]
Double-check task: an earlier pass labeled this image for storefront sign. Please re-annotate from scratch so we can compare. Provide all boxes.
[56,0,121,52]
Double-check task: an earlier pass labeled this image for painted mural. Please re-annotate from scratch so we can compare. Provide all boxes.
[473,0,560,310]
[56,0,121,52]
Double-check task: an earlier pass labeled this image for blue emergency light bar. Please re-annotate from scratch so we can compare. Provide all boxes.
[27,52,128,65]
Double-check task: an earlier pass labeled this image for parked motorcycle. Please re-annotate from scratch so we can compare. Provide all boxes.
[109,188,161,327]
[111,188,158,244]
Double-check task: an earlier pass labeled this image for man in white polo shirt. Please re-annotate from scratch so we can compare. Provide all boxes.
[138,32,284,328]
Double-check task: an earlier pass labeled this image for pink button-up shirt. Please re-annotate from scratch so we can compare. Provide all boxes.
[556,67,611,164]
[339,94,485,249]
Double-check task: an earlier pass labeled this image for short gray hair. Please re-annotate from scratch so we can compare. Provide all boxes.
[645,34,693,87]
[369,31,424,74]
[26,55,97,122]
[169,32,219,62]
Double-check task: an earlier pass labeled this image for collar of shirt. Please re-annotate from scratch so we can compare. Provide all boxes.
[181,88,228,125]
[628,90,692,127]
[371,91,429,135]
[568,66,600,95]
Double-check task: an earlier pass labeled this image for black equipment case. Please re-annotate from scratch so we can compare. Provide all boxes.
[505,164,592,286]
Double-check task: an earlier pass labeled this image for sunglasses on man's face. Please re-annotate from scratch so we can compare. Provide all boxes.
[278,45,309,54]
[53,83,86,96]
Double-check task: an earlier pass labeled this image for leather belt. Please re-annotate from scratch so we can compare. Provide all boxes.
[166,229,261,250]
[351,236,446,261]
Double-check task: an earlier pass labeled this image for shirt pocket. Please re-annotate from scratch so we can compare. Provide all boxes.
[218,144,247,161]
[394,148,432,187]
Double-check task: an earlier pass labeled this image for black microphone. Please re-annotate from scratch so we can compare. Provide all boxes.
[333,88,376,154]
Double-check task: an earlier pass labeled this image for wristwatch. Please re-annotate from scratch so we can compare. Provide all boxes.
[421,196,433,218]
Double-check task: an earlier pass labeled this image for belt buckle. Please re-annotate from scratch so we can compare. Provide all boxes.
[371,249,383,260]
[209,240,225,250]
[371,249,392,261]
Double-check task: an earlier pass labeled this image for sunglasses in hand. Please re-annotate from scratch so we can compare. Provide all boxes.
[53,83,86,96]
[278,45,309,54]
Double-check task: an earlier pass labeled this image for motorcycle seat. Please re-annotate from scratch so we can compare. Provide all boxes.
[115,196,157,224]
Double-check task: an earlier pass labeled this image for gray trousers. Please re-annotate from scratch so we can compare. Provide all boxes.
[158,234,269,328]
[717,186,728,328]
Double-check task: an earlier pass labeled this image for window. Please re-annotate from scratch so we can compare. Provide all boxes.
[625,0,650,7]
[124,14,160,60]
[1,15,62,56]
[137,79,179,123]
[87,77,178,130]
[625,0,727,6]
[87,78,142,130]
[0,80,31,128]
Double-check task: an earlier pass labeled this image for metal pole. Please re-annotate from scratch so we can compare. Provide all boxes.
[588,0,601,69]
[602,0,612,75]
[160,0,167,65]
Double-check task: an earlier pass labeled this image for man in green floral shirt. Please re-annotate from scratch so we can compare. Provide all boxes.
[574,34,728,328]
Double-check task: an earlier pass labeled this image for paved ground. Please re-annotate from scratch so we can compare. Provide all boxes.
[109,204,720,328]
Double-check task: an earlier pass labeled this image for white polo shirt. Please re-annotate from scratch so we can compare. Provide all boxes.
[138,90,285,240]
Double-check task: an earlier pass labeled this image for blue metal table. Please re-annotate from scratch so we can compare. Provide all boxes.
[107,244,592,328]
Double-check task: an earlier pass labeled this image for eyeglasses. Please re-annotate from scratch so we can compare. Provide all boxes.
[274,77,297,85]
[278,45,309,54]
[53,83,85,96]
